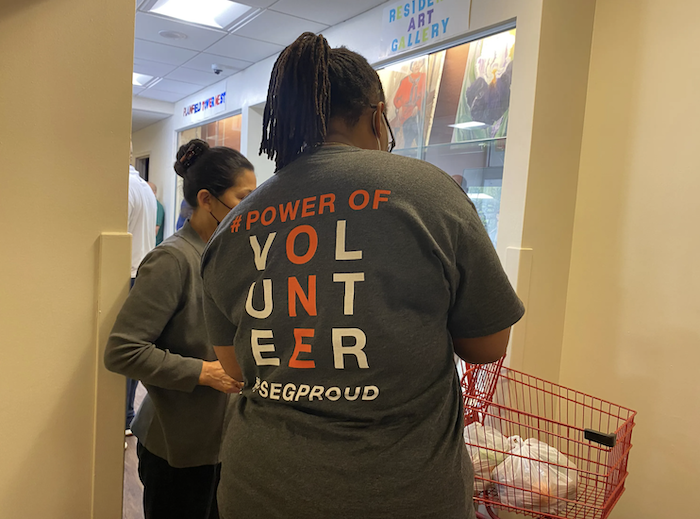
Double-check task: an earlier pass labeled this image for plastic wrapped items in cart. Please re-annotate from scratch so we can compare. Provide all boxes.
[464,423,520,493]
[492,438,579,514]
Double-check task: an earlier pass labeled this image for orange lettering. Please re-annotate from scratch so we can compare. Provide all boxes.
[301,196,316,218]
[286,225,318,265]
[289,329,315,369]
[279,200,300,222]
[373,189,391,209]
[261,206,276,226]
[288,276,317,317]
[246,210,260,230]
[319,193,336,215]
[349,190,370,210]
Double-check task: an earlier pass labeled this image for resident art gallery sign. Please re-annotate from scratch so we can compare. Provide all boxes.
[379,0,471,59]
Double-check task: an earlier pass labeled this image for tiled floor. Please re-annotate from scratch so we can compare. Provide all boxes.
[123,383,147,519]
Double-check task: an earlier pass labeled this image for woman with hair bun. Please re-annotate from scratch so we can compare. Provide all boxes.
[105,139,256,519]
[202,33,524,519]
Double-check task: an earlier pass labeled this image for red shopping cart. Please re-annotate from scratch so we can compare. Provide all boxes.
[459,358,636,519]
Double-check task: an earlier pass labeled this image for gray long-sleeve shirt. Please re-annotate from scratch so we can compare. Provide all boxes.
[105,221,228,468]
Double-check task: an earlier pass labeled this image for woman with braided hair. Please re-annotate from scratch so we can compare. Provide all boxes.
[105,139,256,519]
[202,33,524,519]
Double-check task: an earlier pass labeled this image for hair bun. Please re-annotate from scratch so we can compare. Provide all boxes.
[174,139,210,178]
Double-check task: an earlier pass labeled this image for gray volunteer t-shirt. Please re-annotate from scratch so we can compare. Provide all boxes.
[202,146,524,519]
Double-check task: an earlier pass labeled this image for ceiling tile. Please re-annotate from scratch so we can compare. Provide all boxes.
[181,53,251,74]
[135,12,227,51]
[233,10,327,46]
[133,86,146,96]
[270,0,387,26]
[151,79,203,95]
[138,89,188,103]
[133,57,178,78]
[133,38,198,66]
[207,34,284,63]
[237,0,278,7]
[166,67,231,86]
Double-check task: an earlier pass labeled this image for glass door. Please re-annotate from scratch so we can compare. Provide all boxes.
[378,29,516,245]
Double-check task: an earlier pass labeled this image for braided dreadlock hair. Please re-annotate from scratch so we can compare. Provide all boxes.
[260,32,385,171]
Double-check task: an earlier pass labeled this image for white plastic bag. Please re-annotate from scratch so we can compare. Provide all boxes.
[464,423,519,493]
[492,438,579,513]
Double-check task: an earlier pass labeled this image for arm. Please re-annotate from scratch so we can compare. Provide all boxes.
[453,327,511,365]
[393,77,409,109]
[203,286,243,386]
[104,248,236,393]
[213,346,243,383]
[447,190,524,361]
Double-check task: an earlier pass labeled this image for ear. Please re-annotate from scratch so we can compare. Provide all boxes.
[197,189,213,211]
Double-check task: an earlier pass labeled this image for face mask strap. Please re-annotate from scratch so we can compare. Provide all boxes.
[372,111,382,151]
[209,195,232,227]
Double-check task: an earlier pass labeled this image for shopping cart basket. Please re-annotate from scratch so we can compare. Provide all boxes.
[459,358,636,519]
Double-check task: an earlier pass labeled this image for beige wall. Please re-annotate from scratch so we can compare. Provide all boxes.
[513,0,598,380]
[471,0,598,384]
[0,1,134,518]
[560,0,700,516]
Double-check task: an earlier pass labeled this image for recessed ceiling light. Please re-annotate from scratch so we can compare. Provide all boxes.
[449,122,487,129]
[148,0,252,29]
[159,30,188,40]
[133,72,155,86]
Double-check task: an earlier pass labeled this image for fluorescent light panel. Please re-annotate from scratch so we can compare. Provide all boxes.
[449,122,487,129]
[133,73,154,86]
[148,0,252,29]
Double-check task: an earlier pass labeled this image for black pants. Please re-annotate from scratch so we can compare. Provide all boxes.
[137,442,221,519]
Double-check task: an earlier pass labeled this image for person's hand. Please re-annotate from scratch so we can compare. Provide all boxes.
[199,361,243,394]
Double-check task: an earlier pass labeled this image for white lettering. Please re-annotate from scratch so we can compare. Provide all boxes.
[269,383,282,400]
[325,387,342,401]
[332,328,369,369]
[344,387,361,401]
[253,380,379,403]
[309,385,325,401]
[283,383,296,401]
[333,273,364,315]
[362,386,380,401]
[246,279,273,319]
[295,384,311,401]
[335,220,362,260]
[251,330,279,366]
[249,233,277,270]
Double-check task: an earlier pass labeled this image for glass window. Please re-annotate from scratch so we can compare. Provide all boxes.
[174,113,242,229]
[378,29,516,245]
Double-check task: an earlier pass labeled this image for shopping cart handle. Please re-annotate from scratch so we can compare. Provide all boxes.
[585,428,617,448]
